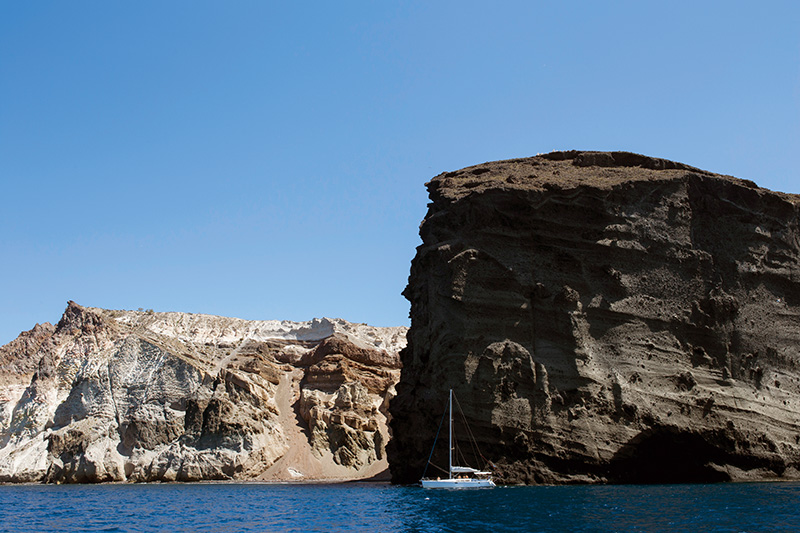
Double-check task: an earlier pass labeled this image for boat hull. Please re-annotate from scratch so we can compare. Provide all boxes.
[421,478,495,488]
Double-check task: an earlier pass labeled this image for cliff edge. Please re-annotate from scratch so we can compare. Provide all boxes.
[389,151,800,484]
[0,302,406,483]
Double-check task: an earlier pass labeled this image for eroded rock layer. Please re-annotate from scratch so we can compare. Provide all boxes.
[389,151,800,484]
[0,302,406,483]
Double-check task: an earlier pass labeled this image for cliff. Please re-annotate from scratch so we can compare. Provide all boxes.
[0,302,406,483]
[389,151,800,484]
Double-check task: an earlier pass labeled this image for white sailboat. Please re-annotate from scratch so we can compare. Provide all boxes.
[420,389,496,488]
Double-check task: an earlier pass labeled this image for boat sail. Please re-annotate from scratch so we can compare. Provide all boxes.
[420,389,495,488]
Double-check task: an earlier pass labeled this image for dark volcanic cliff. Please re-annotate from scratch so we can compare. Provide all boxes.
[389,151,800,484]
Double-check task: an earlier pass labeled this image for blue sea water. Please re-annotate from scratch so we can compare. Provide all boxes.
[1,481,798,532]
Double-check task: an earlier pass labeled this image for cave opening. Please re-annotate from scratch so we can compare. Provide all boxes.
[610,427,731,484]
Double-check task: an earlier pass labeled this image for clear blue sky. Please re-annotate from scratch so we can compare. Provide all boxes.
[1,1,799,345]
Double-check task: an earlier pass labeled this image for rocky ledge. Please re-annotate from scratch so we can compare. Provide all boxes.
[0,302,406,483]
[389,151,800,484]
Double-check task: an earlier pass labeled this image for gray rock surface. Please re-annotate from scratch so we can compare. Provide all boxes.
[0,302,406,483]
[389,151,800,484]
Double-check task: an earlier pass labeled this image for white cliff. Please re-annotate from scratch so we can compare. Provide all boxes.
[0,302,406,483]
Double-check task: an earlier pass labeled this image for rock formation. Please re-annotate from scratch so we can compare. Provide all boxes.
[0,302,406,483]
[389,151,800,484]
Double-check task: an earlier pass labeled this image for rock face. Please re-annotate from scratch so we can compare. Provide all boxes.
[389,151,800,484]
[0,302,406,483]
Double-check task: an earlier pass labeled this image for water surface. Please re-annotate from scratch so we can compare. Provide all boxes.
[1,481,797,532]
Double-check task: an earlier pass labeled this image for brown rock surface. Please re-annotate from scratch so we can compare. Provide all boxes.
[0,302,406,483]
[389,151,800,484]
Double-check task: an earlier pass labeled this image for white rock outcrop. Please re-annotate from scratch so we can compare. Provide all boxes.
[0,302,406,483]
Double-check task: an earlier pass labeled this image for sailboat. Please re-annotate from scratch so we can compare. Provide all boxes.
[420,389,496,488]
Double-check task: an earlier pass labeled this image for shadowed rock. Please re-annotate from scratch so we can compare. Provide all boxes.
[389,150,800,485]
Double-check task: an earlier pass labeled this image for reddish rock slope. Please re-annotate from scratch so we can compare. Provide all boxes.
[0,302,406,483]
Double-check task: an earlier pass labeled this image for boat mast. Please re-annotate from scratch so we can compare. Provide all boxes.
[448,388,453,479]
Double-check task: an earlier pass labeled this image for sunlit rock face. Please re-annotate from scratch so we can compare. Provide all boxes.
[0,302,406,483]
[389,151,800,485]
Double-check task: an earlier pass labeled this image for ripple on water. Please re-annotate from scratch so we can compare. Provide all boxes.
[0,482,799,532]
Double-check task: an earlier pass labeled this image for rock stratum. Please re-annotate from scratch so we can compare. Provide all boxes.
[0,302,406,483]
[390,150,800,484]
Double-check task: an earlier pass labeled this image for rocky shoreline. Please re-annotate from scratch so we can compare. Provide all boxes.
[0,302,406,483]
[5,151,800,486]
[389,151,800,485]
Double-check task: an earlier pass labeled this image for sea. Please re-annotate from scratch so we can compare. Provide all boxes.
[1,481,798,532]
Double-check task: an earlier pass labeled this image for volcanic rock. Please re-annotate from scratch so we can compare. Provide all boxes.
[389,151,800,484]
[0,302,406,483]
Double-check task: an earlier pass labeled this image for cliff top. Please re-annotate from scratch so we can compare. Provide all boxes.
[103,306,408,354]
[430,151,800,203]
[1,302,408,380]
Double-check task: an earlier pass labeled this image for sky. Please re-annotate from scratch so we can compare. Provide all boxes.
[1,1,799,345]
